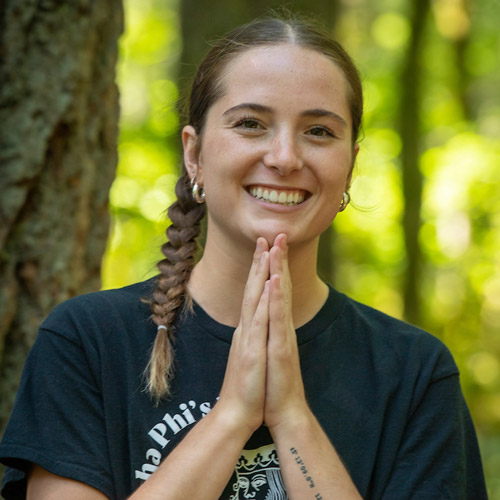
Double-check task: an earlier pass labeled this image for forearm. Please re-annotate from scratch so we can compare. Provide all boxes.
[128,240,270,499]
[270,408,362,500]
[129,404,252,500]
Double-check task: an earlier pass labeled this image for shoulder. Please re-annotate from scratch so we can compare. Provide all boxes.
[335,291,459,381]
[39,278,156,345]
[20,279,159,398]
[46,278,156,316]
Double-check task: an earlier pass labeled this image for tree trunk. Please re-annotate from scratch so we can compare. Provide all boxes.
[0,0,123,436]
[453,0,473,121]
[399,0,431,326]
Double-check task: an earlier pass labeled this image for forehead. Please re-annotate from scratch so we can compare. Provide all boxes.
[217,44,351,118]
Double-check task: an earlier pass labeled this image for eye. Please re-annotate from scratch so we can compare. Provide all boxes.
[233,116,263,130]
[238,477,250,487]
[251,475,267,488]
[307,126,335,138]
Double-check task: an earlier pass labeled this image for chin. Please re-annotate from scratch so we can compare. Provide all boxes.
[242,224,281,248]
[248,224,296,248]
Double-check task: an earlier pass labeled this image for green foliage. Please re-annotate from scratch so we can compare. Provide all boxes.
[102,0,180,288]
[104,0,500,496]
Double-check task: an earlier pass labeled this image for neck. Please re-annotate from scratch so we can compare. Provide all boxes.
[188,232,328,328]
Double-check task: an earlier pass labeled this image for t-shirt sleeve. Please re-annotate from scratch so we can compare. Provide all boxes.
[0,324,114,499]
[380,359,487,499]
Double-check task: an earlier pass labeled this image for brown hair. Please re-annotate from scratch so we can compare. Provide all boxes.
[146,14,364,402]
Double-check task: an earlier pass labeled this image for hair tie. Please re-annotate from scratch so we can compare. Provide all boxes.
[157,325,168,332]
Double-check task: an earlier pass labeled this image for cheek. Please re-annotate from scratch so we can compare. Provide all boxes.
[199,138,246,175]
[319,159,352,188]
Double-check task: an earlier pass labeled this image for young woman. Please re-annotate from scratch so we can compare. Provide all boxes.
[0,15,487,500]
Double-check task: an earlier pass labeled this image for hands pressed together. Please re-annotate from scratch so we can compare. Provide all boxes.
[218,233,308,434]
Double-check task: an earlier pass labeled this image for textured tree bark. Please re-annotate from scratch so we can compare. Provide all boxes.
[0,0,123,436]
[398,0,431,325]
[179,0,341,283]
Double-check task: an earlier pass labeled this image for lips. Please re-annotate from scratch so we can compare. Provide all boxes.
[247,185,307,206]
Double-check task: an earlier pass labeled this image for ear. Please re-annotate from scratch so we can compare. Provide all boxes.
[346,142,360,191]
[182,125,203,183]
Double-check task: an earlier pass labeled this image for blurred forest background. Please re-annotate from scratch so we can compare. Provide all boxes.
[105,0,500,495]
[0,0,499,496]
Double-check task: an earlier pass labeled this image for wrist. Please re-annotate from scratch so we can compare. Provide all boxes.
[267,403,316,439]
[209,400,261,442]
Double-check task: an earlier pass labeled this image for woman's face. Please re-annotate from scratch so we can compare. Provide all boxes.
[183,43,358,250]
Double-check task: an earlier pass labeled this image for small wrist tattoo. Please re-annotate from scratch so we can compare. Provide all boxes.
[290,447,323,498]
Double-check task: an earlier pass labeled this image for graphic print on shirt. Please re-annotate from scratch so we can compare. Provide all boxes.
[229,444,286,500]
[134,399,286,499]
[135,399,213,481]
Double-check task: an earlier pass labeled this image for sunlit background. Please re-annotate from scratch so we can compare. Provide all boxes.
[102,0,500,496]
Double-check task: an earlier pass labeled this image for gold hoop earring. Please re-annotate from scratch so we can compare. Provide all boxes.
[190,176,205,204]
[338,192,350,212]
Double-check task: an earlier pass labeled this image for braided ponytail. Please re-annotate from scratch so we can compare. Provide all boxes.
[146,171,205,402]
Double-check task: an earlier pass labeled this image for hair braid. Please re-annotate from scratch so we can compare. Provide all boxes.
[146,171,205,402]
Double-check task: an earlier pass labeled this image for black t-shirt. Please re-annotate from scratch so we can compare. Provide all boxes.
[0,280,488,499]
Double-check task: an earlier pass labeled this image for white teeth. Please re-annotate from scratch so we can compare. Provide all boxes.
[248,186,305,206]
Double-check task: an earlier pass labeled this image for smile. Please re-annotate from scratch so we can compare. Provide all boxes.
[247,185,307,206]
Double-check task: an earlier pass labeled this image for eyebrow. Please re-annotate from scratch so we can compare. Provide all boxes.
[302,108,347,128]
[222,102,347,128]
[222,103,272,117]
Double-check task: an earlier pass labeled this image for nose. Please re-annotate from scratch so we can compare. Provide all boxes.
[263,130,303,175]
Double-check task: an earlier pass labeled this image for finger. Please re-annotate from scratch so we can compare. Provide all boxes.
[248,280,270,351]
[268,274,289,346]
[251,238,270,283]
[269,243,291,308]
[272,232,288,252]
[245,238,269,295]
[251,237,269,273]
[269,240,283,275]
[279,237,292,306]
[241,245,270,330]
